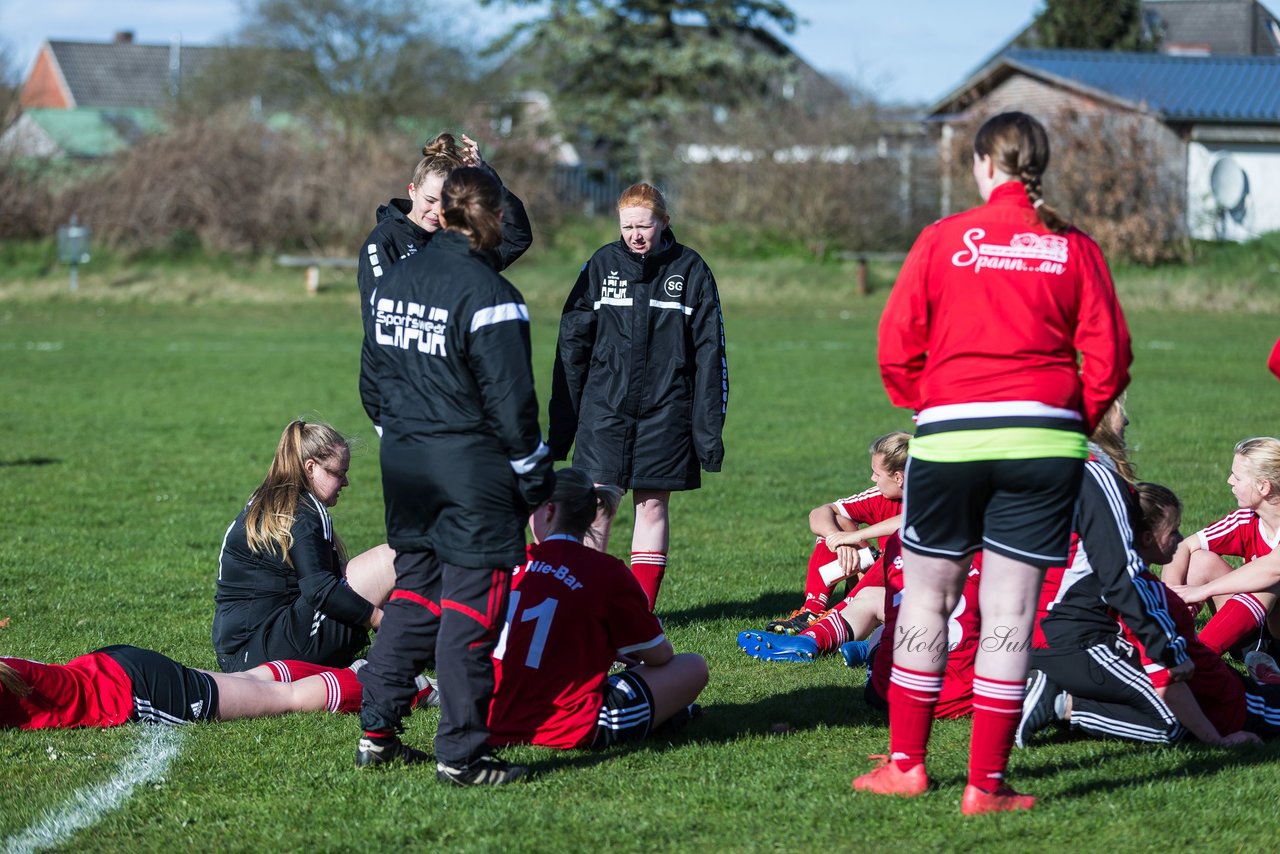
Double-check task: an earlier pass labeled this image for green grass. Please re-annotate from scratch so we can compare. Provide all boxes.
[1,249,1279,851]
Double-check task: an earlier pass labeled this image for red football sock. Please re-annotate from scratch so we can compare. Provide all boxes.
[967,675,1025,793]
[887,664,943,772]
[264,660,330,683]
[801,542,837,613]
[631,551,668,609]
[1199,593,1268,654]
[318,667,363,714]
[802,610,850,653]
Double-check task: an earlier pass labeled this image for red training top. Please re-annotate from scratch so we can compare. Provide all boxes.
[1,652,134,730]
[877,182,1131,432]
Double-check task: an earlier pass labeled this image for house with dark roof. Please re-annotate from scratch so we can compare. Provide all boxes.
[928,48,1280,241]
[1144,0,1280,55]
[20,31,220,110]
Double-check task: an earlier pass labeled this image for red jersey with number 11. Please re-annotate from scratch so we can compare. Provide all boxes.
[488,537,665,749]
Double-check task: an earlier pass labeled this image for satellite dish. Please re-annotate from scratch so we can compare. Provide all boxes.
[1210,155,1248,211]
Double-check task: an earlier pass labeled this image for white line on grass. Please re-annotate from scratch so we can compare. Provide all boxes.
[3,726,184,854]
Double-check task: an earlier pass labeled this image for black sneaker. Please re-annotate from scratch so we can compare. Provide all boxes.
[765,609,822,635]
[1015,669,1063,748]
[436,754,528,786]
[355,736,432,769]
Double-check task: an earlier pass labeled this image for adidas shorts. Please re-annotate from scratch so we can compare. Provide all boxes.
[900,456,1084,569]
[216,598,369,673]
[99,645,219,725]
[590,669,655,749]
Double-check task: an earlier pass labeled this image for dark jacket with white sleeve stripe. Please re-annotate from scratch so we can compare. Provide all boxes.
[357,165,532,430]
[361,229,552,568]
[549,229,727,491]
[1040,458,1190,668]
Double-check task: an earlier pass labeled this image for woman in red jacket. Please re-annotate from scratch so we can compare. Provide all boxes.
[856,111,1135,814]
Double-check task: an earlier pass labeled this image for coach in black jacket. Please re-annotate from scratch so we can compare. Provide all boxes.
[357,134,532,431]
[355,167,552,784]
[549,183,727,607]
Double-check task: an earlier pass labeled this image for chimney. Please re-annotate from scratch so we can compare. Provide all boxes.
[114,30,135,44]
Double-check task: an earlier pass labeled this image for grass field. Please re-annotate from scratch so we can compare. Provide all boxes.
[2,246,1279,851]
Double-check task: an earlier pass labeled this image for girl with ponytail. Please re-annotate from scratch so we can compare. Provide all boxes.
[487,469,708,751]
[866,111,1137,813]
[212,420,396,673]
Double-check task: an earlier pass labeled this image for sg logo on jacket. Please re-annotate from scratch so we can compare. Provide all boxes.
[375,298,449,356]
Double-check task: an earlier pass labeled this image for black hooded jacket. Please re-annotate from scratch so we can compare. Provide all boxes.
[548,229,727,491]
[357,166,532,428]
[361,230,552,567]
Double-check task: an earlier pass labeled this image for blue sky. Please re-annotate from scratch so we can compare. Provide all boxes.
[1,0,1049,104]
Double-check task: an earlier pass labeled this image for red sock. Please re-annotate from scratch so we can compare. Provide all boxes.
[887,664,943,772]
[1199,594,1268,654]
[318,667,363,714]
[802,610,850,653]
[264,660,330,683]
[801,542,837,613]
[967,675,1025,792]
[631,551,667,609]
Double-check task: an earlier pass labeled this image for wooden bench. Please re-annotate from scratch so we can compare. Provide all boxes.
[833,251,908,295]
[276,255,359,295]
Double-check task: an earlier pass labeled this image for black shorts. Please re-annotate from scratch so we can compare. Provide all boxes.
[217,599,369,673]
[901,456,1084,569]
[590,670,655,749]
[98,645,219,725]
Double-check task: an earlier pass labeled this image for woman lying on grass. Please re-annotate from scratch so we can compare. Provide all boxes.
[212,420,396,672]
[486,468,708,750]
[1,646,434,729]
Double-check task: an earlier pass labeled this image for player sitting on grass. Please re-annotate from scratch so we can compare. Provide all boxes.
[486,468,708,751]
[762,432,908,637]
[1,646,435,730]
[1162,437,1280,659]
[1020,483,1272,748]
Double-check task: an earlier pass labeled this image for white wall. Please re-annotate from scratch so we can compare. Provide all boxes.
[1187,139,1280,241]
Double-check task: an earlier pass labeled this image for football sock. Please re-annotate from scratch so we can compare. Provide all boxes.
[264,660,329,683]
[316,666,363,713]
[802,610,851,653]
[631,551,668,609]
[1199,593,1268,655]
[887,664,943,772]
[967,675,1025,793]
[801,542,836,612]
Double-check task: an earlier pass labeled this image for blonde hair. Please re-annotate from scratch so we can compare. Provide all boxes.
[441,167,504,252]
[0,662,30,697]
[1090,395,1134,485]
[244,420,348,565]
[974,111,1071,234]
[547,468,623,540]
[1235,437,1280,494]
[1136,481,1181,537]
[869,431,911,475]
[411,132,466,187]
[617,183,669,222]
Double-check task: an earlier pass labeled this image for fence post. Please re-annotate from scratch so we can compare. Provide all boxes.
[856,257,869,296]
[306,266,320,295]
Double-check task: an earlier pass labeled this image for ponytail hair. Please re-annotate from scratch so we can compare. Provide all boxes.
[1090,395,1135,485]
[546,468,623,541]
[1135,481,1182,537]
[411,132,466,187]
[441,166,503,252]
[974,111,1071,234]
[0,662,30,698]
[244,420,349,564]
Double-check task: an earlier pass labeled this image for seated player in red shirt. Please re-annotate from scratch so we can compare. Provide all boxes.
[1163,437,1280,657]
[761,432,908,637]
[1,646,434,730]
[486,468,708,750]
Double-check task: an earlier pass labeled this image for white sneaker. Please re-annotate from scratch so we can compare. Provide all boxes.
[1245,650,1280,685]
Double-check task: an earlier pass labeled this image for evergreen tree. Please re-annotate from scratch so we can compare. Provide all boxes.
[480,0,800,180]
[1029,0,1158,51]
